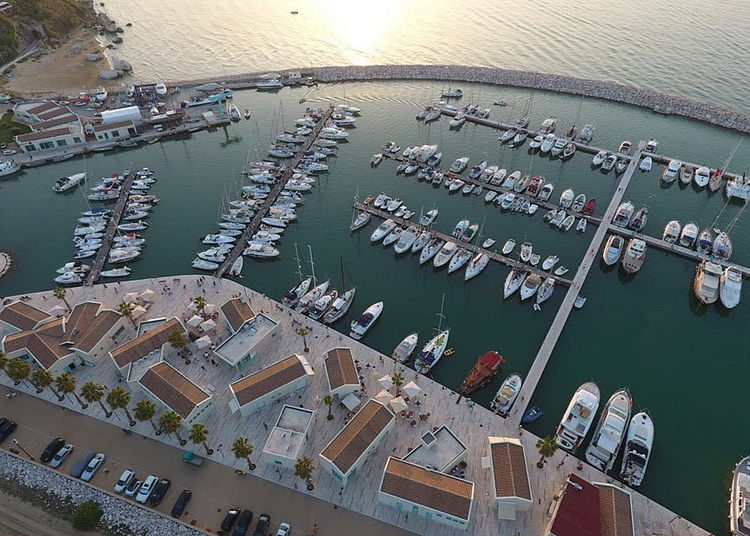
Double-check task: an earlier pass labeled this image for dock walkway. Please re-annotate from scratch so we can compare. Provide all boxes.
[84,172,137,286]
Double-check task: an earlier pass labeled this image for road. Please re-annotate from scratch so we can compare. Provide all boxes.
[0,385,412,536]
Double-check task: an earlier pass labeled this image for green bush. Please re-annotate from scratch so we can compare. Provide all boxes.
[71,500,103,531]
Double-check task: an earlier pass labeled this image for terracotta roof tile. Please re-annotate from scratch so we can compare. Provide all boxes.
[139,362,210,419]
[3,318,68,368]
[16,127,73,143]
[110,318,183,368]
[0,301,50,331]
[597,485,633,536]
[230,354,307,406]
[93,120,134,132]
[550,474,601,536]
[221,298,255,332]
[324,347,358,391]
[26,101,57,115]
[490,440,531,500]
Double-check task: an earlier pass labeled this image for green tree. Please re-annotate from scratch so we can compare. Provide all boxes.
[296,326,310,352]
[192,296,207,316]
[56,373,85,408]
[71,500,103,530]
[133,399,159,433]
[231,437,255,471]
[189,423,213,455]
[54,286,71,310]
[536,435,558,468]
[31,368,54,395]
[159,411,186,445]
[5,358,30,386]
[0,351,8,377]
[106,386,135,426]
[117,301,136,327]
[323,394,335,420]
[294,457,315,490]
[391,372,404,396]
[168,329,188,350]
[81,381,111,417]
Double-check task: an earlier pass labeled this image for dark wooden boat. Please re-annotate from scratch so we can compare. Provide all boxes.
[460,351,506,394]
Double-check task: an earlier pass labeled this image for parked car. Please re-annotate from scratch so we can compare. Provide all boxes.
[253,514,271,536]
[136,475,158,504]
[124,478,142,497]
[219,507,240,534]
[170,489,192,517]
[233,510,253,536]
[148,478,171,506]
[276,522,291,536]
[41,438,66,463]
[114,469,136,494]
[80,453,106,481]
[0,419,17,444]
[2,149,16,156]
[69,451,96,478]
[49,444,74,468]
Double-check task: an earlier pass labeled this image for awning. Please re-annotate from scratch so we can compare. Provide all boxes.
[402,381,421,397]
[195,335,212,349]
[378,375,393,390]
[124,292,140,303]
[200,319,217,332]
[374,389,394,405]
[341,393,361,411]
[49,305,66,316]
[187,315,203,327]
[131,305,147,318]
[204,303,216,314]
[389,396,408,414]
[139,289,156,301]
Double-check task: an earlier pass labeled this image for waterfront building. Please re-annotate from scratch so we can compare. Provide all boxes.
[109,317,186,379]
[228,354,313,416]
[323,347,359,399]
[91,120,137,142]
[0,301,123,374]
[378,456,474,530]
[261,404,315,469]
[319,399,394,485]
[402,426,467,473]
[12,102,85,153]
[100,106,143,126]
[214,304,278,369]
[487,436,532,520]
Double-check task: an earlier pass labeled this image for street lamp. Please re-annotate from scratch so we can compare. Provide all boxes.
[11,438,34,462]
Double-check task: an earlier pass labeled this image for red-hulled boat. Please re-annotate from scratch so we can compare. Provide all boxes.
[583,198,596,215]
[460,351,507,394]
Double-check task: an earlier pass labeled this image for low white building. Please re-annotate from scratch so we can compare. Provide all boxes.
[323,347,359,399]
[134,361,213,426]
[215,298,278,370]
[402,426,467,473]
[100,106,143,126]
[12,102,84,153]
[378,456,474,530]
[261,405,314,469]
[319,399,394,486]
[92,120,137,142]
[228,354,313,417]
[487,436,532,520]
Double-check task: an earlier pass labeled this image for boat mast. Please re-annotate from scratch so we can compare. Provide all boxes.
[435,293,446,333]
[293,243,305,282]
[307,244,317,286]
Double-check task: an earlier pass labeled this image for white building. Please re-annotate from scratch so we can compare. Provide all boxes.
[402,426,467,473]
[487,436,532,520]
[12,101,84,153]
[109,317,186,379]
[92,120,137,142]
[100,106,143,126]
[215,298,278,370]
[319,399,394,486]
[134,361,213,426]
[323,347,359,399]
[261,405,314,469]
[378,456,474,530]
[228,354,313,417]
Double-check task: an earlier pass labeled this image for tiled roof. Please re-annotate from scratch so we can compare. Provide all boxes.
[550,474,601,536]
[139,361,210,419]
[93,120,134,132]
[230,354,307,406]
[63,302,121,352]
[33,115,80,131]
[490,439,531,500]
[110,317,184,368]
[597,485,633,536]
[321,399,393,474]
[324,347,358,391]
[37,107,70,121]
[3,318,68,368]
[0,301,50,331]
[381,457,474,520]
[220,298,255,332]
[26,101,57,115]
[16,127,72,143]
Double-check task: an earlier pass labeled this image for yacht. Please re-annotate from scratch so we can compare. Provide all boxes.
[730,457,750,536]
[680,165,695,184]
[519,273,542,300]
[448,248,472,273]
[592,150,608,167]
[502,239,516,255]
[530,134,543,150]
[662,160,682,183]
[192,258,218,271]
[720,266,742,309]
[243,243,280,258]
[578,124,594,142]
[663,220,681,243]
[411,231,431,253]
[449,114,466,128]
[679,222,699,248]
[694,166,711,188]
[694,260,723,304]
[382,226,404,247]
[415,329,450,374]
[419,237,445,264]
[100,266,131,278]
[433,241,458,268]
[613,201,634,227]
[503,269,526,298]
[349,301,384,340]
[713,231,733,260]
[585,389,632,472]
[464,252,490,281]
[550,138,567,156]
[559,189,574,209]
[350,212,371,232]
[490,374,522,416]
[542,255,559,271]
[540,133,556,154]
[392,333,419,363]
[308,289,338,320]
[519,241,533,263]
[603,235,625,265]
[562,142,577,159]
[629,207,648,231]
[502,171,520,191]
[450,157,469,173]
[622,239,646,273]
[726,174,750,201]
[370,219,397,242]
[53,172,86,193]
[538,183,554,202]
[394,227,420,254]
[256,78,284,90]
[620,411,654,487]
[296,280,330,313]
[555,382,601,452]
[639,156,653,172]
[540,117,557,133]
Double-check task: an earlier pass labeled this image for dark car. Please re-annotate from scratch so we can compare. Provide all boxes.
[220,507,240,534]
[148,478,171,506]
[252,514,270,536]
[170,489,192,518]
[69,451,96,478]
[0,419,17,444]
[232,510,253,536]
[40,437,66,463]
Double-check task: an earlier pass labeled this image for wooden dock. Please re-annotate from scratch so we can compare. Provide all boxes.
[215,106,334,278]
[508,142,645,425]
[84,172,137,286]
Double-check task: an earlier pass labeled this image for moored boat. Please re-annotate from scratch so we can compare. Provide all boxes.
[392,332,419,363]
[694,260,723,304]
[680,221,699,248]
[620,411,654,487]
[460,351,506,394]
[415,329,450,374]
[490,373,522,415]
[349,301,384,340]
[504,269,526,298]
[603,235,624,266]
[720,266,742,309]
[555,382,601,451]
[585,389,632,472]
[663,220,681,243]
[323,287,356,324]
[621,239,647,273]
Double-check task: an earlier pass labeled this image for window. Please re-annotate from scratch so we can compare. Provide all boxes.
[39,141,55,150]
[57,139,67,147]
[111,130,120,138]
[73,137,81,143]
[24,144,36,152]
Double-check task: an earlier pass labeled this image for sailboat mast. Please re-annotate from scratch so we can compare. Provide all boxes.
[293,243,304,282]
[308,245,317,286]
[436,293,446,332]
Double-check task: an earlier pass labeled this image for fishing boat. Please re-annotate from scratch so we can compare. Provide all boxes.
[392,333,419,363]
[536,277,556,304]
[713,231,733,260]
[420,237,445,264]
[629,207,648,231]
[620,411,654,487]
[603,235,624,265]
[663,220,681,243]
[622,239,647,273]
[433,242,458,268]
[521,406,543,424]
[370,219,397,242]
[503,269,526,298]
[519,241,533,262]
[460,351,506,394]
[585,389,632,472]
[52,172,86,193]
[502,239,516,255]
[697,228,713,255]
[415,329,450,374]
[592,150,608,167]
[694,166,711,188]
[490,373,522,416]
[662,160,682,183]
[519,273,542,300]
[680,165,695,185]
[694,260,723,304]
[613,201,634,227]
[639,156,653,172]
[680,222,699,248]
[542,255,559,271]
[559,189,574,208]
[349,301,383,340]
[720,267,742,309]
[555,382,600,451]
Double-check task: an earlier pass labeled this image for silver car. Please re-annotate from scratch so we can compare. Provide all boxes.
[80,453,106,481]
[49,444,74,468]
[114,469,136,494]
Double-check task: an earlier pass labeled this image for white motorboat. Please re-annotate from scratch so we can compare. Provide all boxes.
[53,172,86,193]
[449,157,469,173]
[56,262,91,275]
[349,301,383,340]
[602,154,617,171]
[415,329,450,374]
[679,221,699,248]
[554,266,569,276]
[530,253,540,266]
[629,207,648,232]
[644,139,658,153]
[519,273,542,300]
[392,332,419,363]
[118,221,149,232]
[451,219,470,239]
[576,218,587,233]
[441,87,462,98]
[297,280,330,313]
[571,193,586,213]
[720,266,742,309]
[373,194,389,208]
[448,248,472,273]
[542,255,559,271]
[529,134,543,149]
[464,252,489,281]
[540,117,557,133]
[243,243,280,258]
[560,215,575,232]
[394,227,420,254]
[726,174,750,201]
[620,411,654,487]
[350,211,371,231]
[603,234,624,265]
[0,160,21,177]
[203,233,236,245]
[585,389,632,472]
[621,238,646,273]
[540,133,556,154]
[639,156,653,172]
[559,189,574,209]
[386,198,403,213]
[500,129,516,143]
[192,258,218,271]
[100,266,131,278]
[538,183,554,202]
[555,382,601,451]
[490,374,522,416]
[697,228,713,256]
[502,239,516,255]
[513,175,530,194]
[370,219,396,242]
[485,190,498,203]
[323,287,356,324]
[612,201,634,227]
[229,257,244,276]
[260,217,288,228]
[308,289,338,320]
[592,150,608,167]
[663,220,681,243]
[551,138,567,156]
[198,248,227,263]
[482,238,496,249]
[618,140,632,154]
[694,260,722,304]
[109,248,141,263]
[550,210,566,227]
[510,131,527,147]
[615,158,628,174]
[519,241,532,263]
[433,242,458,268]
[382,226,404,247]
[449,114,466,128]
[500,193,516,209]
[411,231,431,253]
[694,166,711,188]
[257,78,284,90]
[501,170,520,191]
[491,168,507,185]
[420,237,445,264]
[503,268,526,298]
[662,160,682,183]
[467,161,487,180]
[54,272,83,285]
[536,277,556,304]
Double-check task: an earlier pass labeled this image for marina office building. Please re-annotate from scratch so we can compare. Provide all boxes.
[487,436,532,521]
[12,101,85,153]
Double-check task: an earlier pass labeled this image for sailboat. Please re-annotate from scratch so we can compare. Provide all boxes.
[414,295,450,374]
[323,258,356,323]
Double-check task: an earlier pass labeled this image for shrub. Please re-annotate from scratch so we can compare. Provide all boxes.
[71,500,103,531]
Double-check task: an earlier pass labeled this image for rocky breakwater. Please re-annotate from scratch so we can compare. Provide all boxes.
[308,64,750,134]
[0,450,205,536]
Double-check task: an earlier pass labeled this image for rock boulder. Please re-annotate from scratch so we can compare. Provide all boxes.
[99,69,122,80]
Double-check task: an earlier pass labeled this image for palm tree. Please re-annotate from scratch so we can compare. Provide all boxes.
[81,381,111,417]
[53,286,71,310]
[189,423,213,455]
[159,411,186,445]
[31,368,54,395]
[294,457,315,490]
[133,399,159,433]
[391,372,404,396]
[231,437,255,471]
[323,394,335,420]
[192,296,207,317]
[536,436,558,468]
[117,301,136,328]
[5,358,30,386]
[106,386,135,426]
[0,351,8,378]
[168,330,188,350]
[296,326,310,352]
[55,373,85,408]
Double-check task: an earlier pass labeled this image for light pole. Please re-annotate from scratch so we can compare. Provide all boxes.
[11,438,34,462]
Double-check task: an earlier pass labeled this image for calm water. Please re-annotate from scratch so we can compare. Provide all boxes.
[2,81,750,532]
[98,0,750,111]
